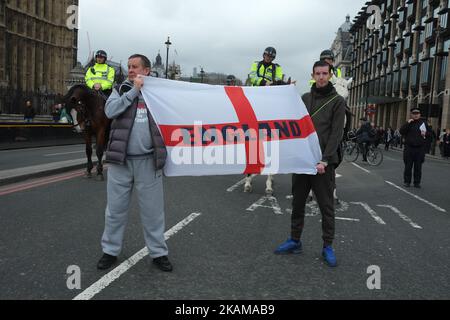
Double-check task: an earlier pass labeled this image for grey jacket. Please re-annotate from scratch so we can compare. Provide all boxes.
[302,84,346,166]
[105,81,167,170]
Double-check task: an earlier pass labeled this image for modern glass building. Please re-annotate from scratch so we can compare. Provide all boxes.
[349,0,450,133]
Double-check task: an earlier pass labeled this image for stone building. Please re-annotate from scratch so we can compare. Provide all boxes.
[0,0,79,115]
[331,15,353,79]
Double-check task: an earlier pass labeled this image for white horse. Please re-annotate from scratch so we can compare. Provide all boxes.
[244,174,274,194]
[333,76,353,100]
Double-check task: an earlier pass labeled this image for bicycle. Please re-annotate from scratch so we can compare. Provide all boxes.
[343,133,383,166]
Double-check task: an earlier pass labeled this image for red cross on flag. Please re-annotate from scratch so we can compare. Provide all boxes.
[141,77,322,177]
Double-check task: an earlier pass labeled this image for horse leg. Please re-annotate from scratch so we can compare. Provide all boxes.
[95,131,105,181]
[85,134,94,178]
[265,174,274,195]
[244,174,253,193]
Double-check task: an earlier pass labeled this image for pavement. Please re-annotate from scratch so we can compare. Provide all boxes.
[0,144,96,186]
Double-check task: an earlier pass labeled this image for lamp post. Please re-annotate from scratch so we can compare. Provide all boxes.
[200,67,205,83]
[165,36,172,79]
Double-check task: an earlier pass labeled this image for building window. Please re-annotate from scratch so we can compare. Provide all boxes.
[399,10,405,25]
[380,77,386,95]
[383,50,388,65]
[420,59,431,85]
[425,21,434,39]
[440,12,448,29]
[401,68,410,91]
[386,73,393,95]
[395,41,403,56]
[404,36,411,51]
[440,56,448,82]
[407,2,415,19]
[393,71,400,93]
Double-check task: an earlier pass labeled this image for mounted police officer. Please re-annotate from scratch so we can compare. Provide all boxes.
[309,50,343,87]
[249,47,284,86]
[85,50,115,98]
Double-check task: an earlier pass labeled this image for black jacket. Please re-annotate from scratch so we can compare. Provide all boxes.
[356,122,375,143]
[24,107,35,118]
[400,119,430,148]
[302,83,346,166]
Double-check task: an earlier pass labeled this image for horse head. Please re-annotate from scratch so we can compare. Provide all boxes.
[334,77,353,101]
[64,85,95,133]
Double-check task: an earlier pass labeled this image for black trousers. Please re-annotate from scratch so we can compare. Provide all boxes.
[291,166,335,246]
[403,146,425,185]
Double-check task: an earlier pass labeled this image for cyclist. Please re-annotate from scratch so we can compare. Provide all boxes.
[356,118,376,162]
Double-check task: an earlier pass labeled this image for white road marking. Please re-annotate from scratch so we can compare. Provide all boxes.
[377,205,423,229]
[351,202,386,225]
[383,155,400,161]
[335,217,360,222]
[227,177,248,192]
[45,151,84,157]
[336,174,343,178]
[351,163,371,174]
[73,213,202,301]
[385,181,447,213]
[286,200,351,217]
[247,196,283,215]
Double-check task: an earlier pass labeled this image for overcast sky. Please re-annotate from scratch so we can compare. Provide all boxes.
[78,0,365,93]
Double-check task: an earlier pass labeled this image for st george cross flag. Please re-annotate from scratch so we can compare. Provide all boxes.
[140,77,322,177]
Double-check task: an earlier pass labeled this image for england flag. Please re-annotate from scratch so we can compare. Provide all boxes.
[140,77,322,177]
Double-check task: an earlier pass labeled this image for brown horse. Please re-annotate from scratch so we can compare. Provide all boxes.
[64,85,111,180]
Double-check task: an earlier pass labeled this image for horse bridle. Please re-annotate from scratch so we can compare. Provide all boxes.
[70,98,90,133]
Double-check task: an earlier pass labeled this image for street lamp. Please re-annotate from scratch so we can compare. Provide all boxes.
[165,36,172,79]
[200,67,205,83]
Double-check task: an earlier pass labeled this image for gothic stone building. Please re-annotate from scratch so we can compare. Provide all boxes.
[0,0,79,115]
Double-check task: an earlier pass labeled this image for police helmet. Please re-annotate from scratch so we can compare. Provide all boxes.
[264,47,277,59]
[95,50,108,60]
[320,50,335,61]
[226,75,236,85]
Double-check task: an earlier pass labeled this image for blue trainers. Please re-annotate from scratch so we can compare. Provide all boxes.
[322,246,337,267]
[274,238,302,255]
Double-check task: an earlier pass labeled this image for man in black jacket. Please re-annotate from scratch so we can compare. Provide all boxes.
[400,108,430,188]
[356,118,376,162]
[274,61,346,267]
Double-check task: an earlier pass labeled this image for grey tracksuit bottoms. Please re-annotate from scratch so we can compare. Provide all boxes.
[101,157,168,259]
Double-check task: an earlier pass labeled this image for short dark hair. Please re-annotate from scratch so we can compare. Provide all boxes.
[128,54,151,69]
[312,60,332,74]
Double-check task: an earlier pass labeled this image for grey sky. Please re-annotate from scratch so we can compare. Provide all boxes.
[78,0,365,92]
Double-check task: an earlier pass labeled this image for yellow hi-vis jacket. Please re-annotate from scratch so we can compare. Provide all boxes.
[309,67,342,87]
[249,61,284,86]
[85,63,115,91]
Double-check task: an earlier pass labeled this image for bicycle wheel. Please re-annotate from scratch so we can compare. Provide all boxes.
[344,143,359,162]
[367,148,383,166]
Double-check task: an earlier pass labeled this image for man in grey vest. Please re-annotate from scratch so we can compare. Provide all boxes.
[97,54,172,272]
